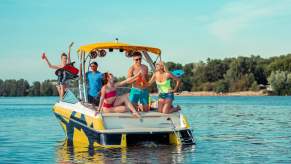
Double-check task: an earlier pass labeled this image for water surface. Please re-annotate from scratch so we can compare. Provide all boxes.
[0,96,291,163]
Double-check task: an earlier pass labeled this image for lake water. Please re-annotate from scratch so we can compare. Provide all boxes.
[0,96,291,163]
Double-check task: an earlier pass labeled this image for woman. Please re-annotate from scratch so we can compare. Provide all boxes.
[42,42,73,100]
[148,62,181,114]
[97,72,141,118]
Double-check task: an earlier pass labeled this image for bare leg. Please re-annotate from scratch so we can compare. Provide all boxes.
[137,104,142,112]
[162,99,180,114]
[114,95,141,118]
[102,106,127,113]
[138,104,150,112]
[56,85,61,99]
[112,106,128,113]
[158,99,165,113]
[167,106,180,113]
[59,84,66,100]
[143,105,150,112]
[121,95,141,118]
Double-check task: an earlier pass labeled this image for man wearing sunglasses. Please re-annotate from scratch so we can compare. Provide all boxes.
[86,62,103,106]
[127,51,150,112]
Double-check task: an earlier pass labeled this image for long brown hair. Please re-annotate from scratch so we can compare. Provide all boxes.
[102,72,111,86]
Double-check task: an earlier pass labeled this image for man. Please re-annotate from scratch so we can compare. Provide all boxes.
[86,62,103,106]
[127,51,150,112]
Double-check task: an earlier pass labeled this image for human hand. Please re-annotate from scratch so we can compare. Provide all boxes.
[41,53,46,60]
[137,70,143,76]
[69,42,74,48]
[168,89,176,93]
[95,108,100,116]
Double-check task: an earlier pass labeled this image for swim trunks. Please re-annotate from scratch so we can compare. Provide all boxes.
[129,87,149,105]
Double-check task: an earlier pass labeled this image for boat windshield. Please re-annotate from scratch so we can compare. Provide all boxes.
[63,88,79,104]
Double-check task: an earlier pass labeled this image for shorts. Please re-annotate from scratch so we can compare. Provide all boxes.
[158,92,174,100]
[57,70,68,85]
[129,88,149,105]
[88,95,100,106]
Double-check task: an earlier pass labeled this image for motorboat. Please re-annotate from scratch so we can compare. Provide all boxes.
[53,41,195,148]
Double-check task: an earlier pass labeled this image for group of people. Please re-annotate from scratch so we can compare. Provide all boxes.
[43,49,181,117]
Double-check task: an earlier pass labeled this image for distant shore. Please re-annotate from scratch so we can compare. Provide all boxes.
[151,90,267,96]
[176,91,267,96]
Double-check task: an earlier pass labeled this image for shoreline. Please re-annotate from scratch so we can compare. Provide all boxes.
[151,90,267,96]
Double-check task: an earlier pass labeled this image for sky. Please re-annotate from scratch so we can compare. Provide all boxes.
[1,0,291,83]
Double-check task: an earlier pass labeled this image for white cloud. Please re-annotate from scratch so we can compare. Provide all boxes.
[208,0,291,41]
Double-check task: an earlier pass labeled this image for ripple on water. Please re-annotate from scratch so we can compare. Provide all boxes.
[1,96,291,163]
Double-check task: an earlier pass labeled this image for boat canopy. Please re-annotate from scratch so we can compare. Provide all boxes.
[77,41,161,56]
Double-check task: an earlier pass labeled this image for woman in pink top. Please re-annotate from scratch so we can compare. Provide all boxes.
[97,72,141,118]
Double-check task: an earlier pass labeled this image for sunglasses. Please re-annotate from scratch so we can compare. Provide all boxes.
[134,58,142,61]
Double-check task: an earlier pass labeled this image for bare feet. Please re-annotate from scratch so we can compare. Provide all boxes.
[132,111,141,118]
[137,104,143,112]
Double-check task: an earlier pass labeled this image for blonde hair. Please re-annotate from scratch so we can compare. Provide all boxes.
[156,61,169,73]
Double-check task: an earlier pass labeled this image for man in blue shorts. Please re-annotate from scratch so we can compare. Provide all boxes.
[127,51,150,112]
[86,62,103,106]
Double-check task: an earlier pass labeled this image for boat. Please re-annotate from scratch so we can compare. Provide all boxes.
[52,40,195,148]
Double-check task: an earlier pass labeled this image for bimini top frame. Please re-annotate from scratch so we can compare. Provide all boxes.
[77,41,162,102]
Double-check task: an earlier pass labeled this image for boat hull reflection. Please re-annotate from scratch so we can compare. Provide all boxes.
[56,140,196,163]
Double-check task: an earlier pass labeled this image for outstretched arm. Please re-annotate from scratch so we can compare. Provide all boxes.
[127,66,133,78]
[67,42,73,63]
[97,87,105,112]
[168,72,181,92]
[147,73,156,87]
[42,53,61,70]
[116,71,142,87]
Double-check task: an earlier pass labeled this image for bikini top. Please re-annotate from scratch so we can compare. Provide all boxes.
[104,90,117,99]
[156,79,171,93]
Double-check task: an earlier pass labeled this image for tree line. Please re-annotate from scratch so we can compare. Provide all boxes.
[1,53,291,96]
[165,53,291,95]
[0,79,58,96]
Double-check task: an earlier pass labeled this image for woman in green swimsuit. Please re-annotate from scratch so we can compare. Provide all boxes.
[148,62,181,114]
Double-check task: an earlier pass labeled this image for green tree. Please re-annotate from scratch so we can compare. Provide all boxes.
[0,79,3,96]
[40,80,58,96]
[267,71,291,95]
[268,54,291,72]
[29,81,41,96]
[204,58,229,82]
[214,80,229,93]
[180,63,195,91]
[191,62,207,91]
[3,80,17,96]
[16,79,30,96]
